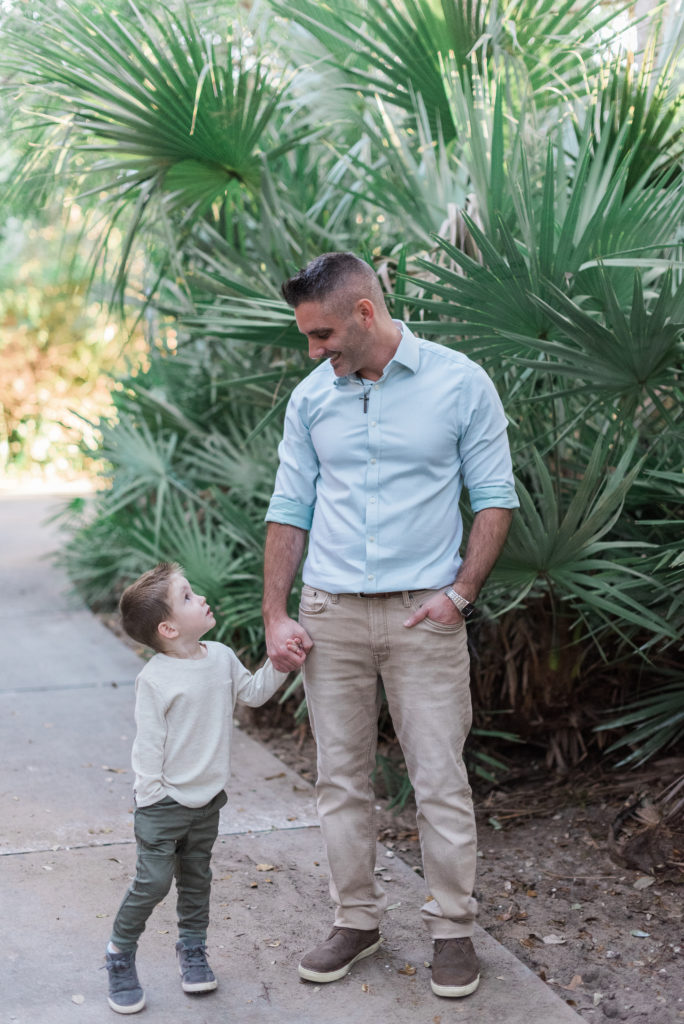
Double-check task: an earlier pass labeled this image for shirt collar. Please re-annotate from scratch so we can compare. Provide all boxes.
[333,320,419,388]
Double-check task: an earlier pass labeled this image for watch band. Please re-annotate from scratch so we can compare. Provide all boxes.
[444,587,476,618]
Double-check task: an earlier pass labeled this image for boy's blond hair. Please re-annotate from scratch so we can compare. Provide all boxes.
[119,562,183,651]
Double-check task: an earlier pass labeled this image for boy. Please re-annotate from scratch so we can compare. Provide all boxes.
[104,562,305,1014]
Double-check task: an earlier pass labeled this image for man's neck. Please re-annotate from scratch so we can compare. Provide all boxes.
[358,321,403,381]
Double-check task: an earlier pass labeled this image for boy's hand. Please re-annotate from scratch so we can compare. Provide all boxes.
[285,636,307,667]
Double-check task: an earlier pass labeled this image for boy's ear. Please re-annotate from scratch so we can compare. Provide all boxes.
[157,620,179,641]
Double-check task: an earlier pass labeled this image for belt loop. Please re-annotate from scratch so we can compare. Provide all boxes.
[331,592,340,605]
[402,591,411,608]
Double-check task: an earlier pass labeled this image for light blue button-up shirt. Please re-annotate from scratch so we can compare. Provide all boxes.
[266,322,518,593]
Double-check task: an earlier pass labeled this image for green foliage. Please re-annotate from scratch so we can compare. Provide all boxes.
[4,0,683,778]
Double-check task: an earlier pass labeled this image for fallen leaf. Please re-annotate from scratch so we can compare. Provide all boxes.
[398,963,416,976]
[249,882,258,888]
[266,940,280,948]
[264,772,286,780]
[543,934,567,945]
[633,876,655,890]
[562,974,583,991]
[361,983,369,992]
[256,864,275,872]
[71,994,85,1005]
[630,930,650,938]
[101,766,127,773]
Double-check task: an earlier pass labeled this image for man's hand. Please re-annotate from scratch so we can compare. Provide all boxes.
[403,591,463,628]
[266,616,313,672]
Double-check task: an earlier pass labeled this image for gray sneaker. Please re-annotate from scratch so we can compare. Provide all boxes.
[104,949,145,1014]
[175,941,217,993]
[298,926,381,983]
[430,937,480,997]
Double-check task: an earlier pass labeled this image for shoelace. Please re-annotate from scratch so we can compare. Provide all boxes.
[101,954,134,972]
[181,945,209,964]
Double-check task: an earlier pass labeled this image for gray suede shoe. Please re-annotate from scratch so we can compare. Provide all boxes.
[104,949,145,1014]
[175,941,217,993]
[298,926,381,982]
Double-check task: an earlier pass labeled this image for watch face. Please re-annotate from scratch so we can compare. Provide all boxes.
[461,603,475,619]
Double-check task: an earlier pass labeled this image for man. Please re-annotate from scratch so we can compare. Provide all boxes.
[263,252,518,998]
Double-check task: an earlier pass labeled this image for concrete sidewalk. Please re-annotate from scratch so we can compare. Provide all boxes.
[0,493,581,1024]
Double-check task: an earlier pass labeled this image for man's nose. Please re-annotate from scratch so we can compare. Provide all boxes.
[308,339,327,360]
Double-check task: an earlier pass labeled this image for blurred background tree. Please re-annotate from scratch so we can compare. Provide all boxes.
[1,0,682,791]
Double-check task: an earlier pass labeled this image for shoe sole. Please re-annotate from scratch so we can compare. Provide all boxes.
[431,973,480,998]
[107,994,146,1014]
[298,938,382,983]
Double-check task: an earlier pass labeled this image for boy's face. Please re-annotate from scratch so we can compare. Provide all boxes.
[163,574,216,642]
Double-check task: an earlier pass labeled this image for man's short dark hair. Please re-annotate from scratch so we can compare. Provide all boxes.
[281,252,384,310]
[119,562,182,651]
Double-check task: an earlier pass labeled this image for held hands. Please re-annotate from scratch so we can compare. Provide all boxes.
[403,591,463,629]
[267,616,313,672]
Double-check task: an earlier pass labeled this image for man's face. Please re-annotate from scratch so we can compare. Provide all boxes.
[165,574,215,642]
[294,299,373,378]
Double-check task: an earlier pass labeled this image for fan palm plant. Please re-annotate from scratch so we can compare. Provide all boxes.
[6,0,683,776]
[3,0,305,299]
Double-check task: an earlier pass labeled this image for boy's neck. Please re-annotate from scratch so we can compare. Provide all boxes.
[161,639,208,660]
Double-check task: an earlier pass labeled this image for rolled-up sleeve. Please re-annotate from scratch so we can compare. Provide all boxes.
[459,366,519,513]
[265,389,319,529]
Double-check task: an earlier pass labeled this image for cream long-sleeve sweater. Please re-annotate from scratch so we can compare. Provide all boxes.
[131,641,288,808]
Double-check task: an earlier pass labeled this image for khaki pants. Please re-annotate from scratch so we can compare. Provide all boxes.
[299,586,477,939]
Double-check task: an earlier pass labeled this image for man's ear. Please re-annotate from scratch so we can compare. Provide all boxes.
[158,620,179,641]
[356,297,375,326]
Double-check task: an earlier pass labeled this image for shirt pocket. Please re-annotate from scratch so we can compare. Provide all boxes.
[299,584,332,615]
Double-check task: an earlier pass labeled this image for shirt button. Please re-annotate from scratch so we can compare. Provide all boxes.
[373,384,379,390]
[370,458,376,464]
[369,536,375,542]
[370,420,377,427]
[368,574,374,581]
[369,496,376,503]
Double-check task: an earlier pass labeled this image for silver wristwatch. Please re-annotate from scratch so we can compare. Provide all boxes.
[444,587,475,619]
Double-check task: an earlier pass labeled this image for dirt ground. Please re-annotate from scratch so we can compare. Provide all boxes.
[237,705,684,1024]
